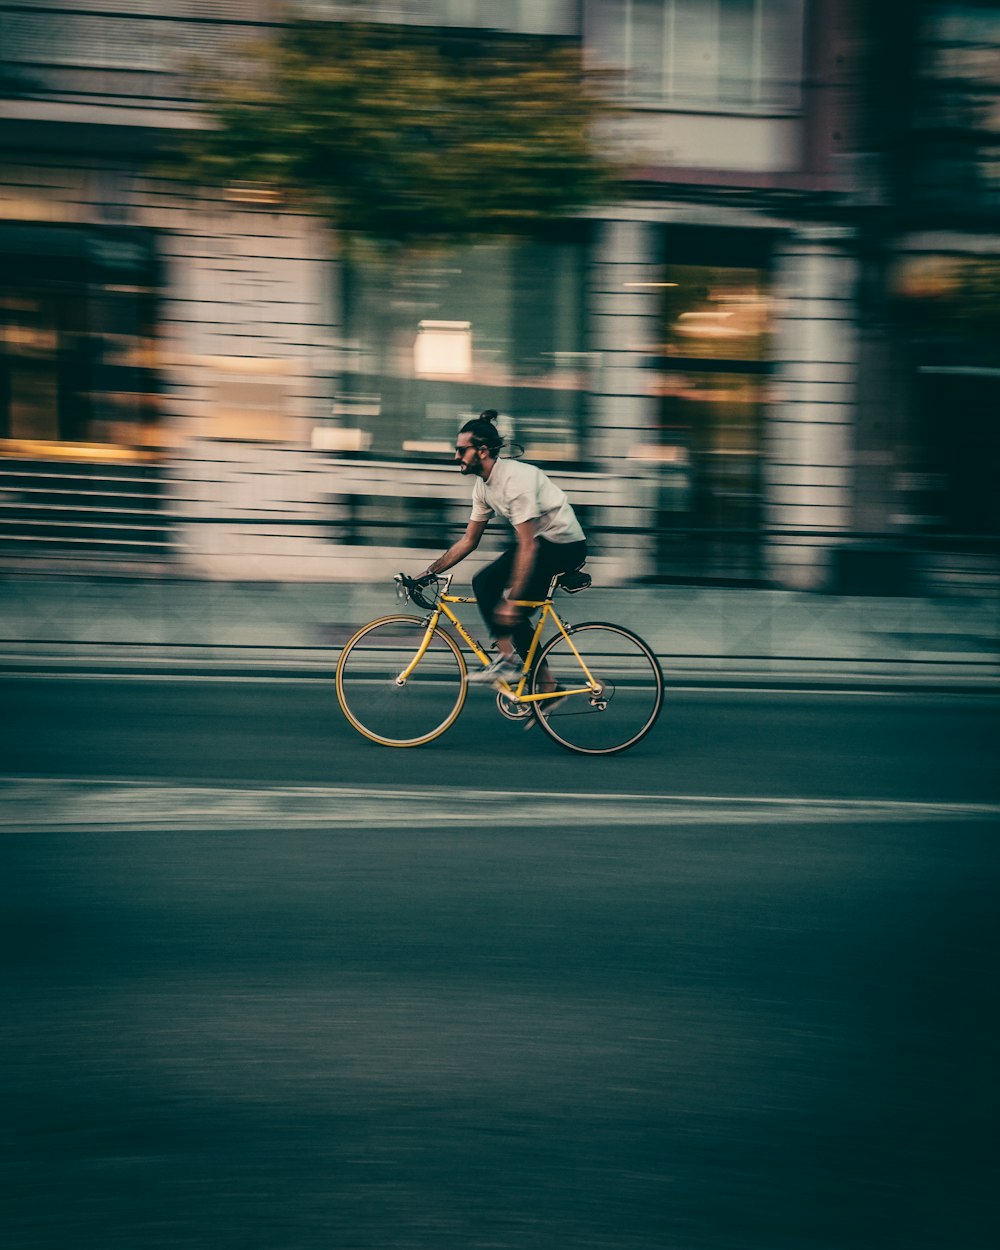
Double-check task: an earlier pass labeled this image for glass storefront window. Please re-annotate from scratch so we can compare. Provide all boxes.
[638,255,771,579]
[335,233,589,464]
[912,4,1000,214]
[647,262,768,496]
[0,227,161,455]
[659,264,768,362]
[893,253,1000,537]
[1,292,70,443]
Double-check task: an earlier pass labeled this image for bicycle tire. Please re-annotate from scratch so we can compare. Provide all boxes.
[336,614,467,747]
[530,622,664,756]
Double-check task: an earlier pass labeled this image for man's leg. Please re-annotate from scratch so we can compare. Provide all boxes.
[525,540,588,691]
[472,548,515,654]
[474,540,586,675]
[505,539,584,661]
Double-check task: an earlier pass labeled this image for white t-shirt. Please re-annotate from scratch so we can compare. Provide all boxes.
[470,459,585,544]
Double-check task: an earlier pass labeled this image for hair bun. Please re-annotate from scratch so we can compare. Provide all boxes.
[479,409,499,424]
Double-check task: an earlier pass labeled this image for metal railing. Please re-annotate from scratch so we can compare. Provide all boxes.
[0,450,997,594]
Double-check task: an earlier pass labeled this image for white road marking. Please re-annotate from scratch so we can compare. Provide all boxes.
[1,779,997,833]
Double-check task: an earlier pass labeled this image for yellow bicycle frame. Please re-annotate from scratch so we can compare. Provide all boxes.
[398,579,601,705]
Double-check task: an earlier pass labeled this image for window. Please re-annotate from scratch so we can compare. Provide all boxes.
[0,226,160,450]
[650,261,770,529]
[586,0,804,112]
[894,254,1000,537]
[632,229,774,581]
[335,234,590,464]
[911,4,1000,214]
[295,0,578,35]
[0,7,258,77]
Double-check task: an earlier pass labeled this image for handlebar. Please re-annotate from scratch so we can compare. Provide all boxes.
[394,572,450,611]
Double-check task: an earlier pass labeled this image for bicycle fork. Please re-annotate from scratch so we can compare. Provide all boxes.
[394,612,442,685]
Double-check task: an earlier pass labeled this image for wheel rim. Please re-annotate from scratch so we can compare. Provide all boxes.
[531,624,663,755]
[336,616,466,746]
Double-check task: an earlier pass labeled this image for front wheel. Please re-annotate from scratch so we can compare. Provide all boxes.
[336,614,467,746]
[530,622,664,755]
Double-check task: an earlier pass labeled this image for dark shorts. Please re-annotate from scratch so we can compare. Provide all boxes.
[472,538,587,656]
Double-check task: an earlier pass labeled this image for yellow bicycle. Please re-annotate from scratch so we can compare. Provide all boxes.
[335,570,664,756]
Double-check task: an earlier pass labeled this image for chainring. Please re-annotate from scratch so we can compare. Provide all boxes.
[495,689,533,721]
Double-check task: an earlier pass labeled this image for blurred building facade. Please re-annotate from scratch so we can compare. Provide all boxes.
[0,0,998,590]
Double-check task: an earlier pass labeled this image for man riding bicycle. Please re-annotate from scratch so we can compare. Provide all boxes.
[416,409,587,687]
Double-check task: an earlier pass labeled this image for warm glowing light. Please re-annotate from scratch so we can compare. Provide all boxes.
[223,182,283,205]
[414,321,472,377]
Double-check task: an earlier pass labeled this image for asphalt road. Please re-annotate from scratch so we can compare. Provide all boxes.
[1,674,999,801]
[1,677,998,1249]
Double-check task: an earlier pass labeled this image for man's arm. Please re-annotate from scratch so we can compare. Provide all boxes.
[420,518,488,577]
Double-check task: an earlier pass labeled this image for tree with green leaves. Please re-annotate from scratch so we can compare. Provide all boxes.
[172,19,620,246]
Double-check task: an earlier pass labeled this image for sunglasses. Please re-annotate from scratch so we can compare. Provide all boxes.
[455,444,476,455]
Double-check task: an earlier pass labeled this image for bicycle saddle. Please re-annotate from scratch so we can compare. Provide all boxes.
[557,569,592,593]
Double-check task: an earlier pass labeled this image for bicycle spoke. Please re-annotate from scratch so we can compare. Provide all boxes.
[531,623,663,755]
[336,616,466,747]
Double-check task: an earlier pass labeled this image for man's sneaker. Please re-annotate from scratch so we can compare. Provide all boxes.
[467,655,523,687]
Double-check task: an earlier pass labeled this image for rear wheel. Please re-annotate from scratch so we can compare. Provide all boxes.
[336,615,467,746]
[530,622,664,755]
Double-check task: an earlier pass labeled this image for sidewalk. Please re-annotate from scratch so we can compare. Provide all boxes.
[1,574,998,689]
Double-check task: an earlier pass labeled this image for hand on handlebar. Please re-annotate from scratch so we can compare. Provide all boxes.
[395,571,441,610]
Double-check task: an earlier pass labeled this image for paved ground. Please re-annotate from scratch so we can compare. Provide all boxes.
[1,574,999,688]
[2,810,997,1250]
[3,679,997,1249]
[3,678,999,803]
